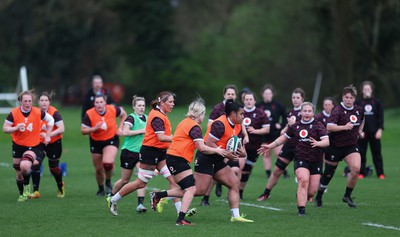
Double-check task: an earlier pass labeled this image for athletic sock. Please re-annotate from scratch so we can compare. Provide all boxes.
[105,179,111,187]
[98,185,104,192]
[266,170,271,178]
[111,192,122,203]
[203,195,210,202]
[230,208,240,218]
[23,174,30,185]
[263,188,271,196]
[177,212,186,222]
[344,187,354,197]
[316,184,328,199]
[53,173,63,190]
[31,170,41,192]
[17,180,24,195]
[298,206,306,215]
[138,196,144,205]
[156,190,168,199]
[174,201,182,213]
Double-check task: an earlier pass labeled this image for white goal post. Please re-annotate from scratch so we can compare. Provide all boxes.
[0,66,29,114]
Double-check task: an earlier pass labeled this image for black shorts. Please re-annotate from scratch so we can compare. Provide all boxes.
[12,143,45,160]
[294,159,323,175]
[194,151,227,176]
[245,148,259,164]
[324,144,359,163]
[166,154,191,176]
[139,145,167,165]
[89,136,119,154]
[120,148,140,170]
[227,159,239,168]
[42,139,62,160]
[278,143,295,161]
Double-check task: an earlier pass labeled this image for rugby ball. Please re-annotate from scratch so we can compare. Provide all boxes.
[226,136,242,153]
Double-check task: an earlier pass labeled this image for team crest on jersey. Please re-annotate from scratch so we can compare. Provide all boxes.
[299,129,308,138]
[364,104,372,113]
[265,110,271,118]
[243,118,251,126]
[350,115,357,123]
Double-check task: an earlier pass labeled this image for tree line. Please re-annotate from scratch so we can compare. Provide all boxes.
[0,0,399,108]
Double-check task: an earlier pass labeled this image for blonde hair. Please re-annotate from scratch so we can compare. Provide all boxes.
[132,95,145,107]
[301,101,315,112]
[186,98,206,118]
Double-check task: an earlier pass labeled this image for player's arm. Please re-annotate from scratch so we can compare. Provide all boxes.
[51,111,65,137]
[327,122,354,132]
[43,112,55,145]
[258,133,288,155]
[81,114,102,135]
[195,140,227,157]
[151,117,172,142]
[116,106,127,135]
[247,124,270,135]
[310,136,329,148]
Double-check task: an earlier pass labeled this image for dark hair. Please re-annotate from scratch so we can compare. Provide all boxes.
[223,84,238,95]
[292,87,305,99]
[360,81,374,92]
[39,91,55,102]
[225,99,243,115]
[261,84,274,95]
[94,93,107,101]
[150,91,175,109]
[322,96,336,106]
[241,91,256,103]
[343,85,357,97]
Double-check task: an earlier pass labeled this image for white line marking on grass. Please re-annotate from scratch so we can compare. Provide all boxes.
[146,186,160,191]
[363,223,400,231]
[217,199,282,211]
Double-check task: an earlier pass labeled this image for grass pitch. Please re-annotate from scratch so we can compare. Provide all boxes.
[0,107,399,237]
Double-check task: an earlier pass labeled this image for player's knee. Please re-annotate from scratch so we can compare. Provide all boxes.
[178,175,195,190]
[103,163,114,172]
[297,176,308,187]
[22,153,35,162]
[275,158,288,171]
[50,167,61,176]
[349,165,360,175]
[13,163,21,171]
[138,168,154,183]
[185,185,196,196]
[49,159,60,168]
[49,159,61,175]
[159,165,171,179]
